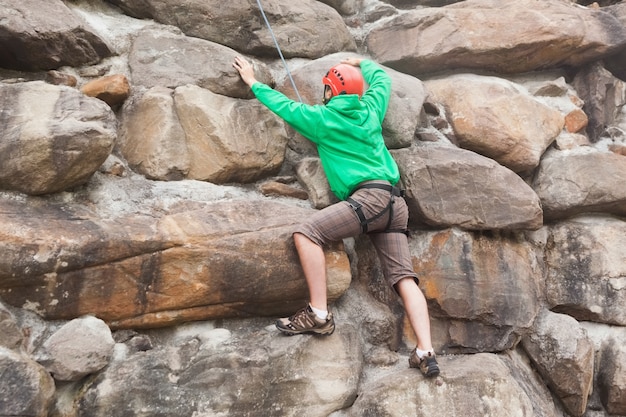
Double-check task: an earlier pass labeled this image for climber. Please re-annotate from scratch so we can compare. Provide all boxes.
[232,55,440,377]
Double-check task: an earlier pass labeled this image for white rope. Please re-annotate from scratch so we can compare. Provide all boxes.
[255,0,303,103]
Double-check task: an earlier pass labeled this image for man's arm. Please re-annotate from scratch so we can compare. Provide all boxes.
[359,60,392,121]
[233,56,323,144]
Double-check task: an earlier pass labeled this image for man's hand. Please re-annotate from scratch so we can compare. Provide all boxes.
[233,56,258,87]
[341,57,363,67]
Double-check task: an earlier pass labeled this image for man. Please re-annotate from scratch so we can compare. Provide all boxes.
[233,56,440,377]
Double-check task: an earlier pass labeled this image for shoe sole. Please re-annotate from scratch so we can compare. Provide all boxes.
[275,321,335,336]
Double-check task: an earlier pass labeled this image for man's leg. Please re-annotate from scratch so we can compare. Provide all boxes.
[276,201,360,335]
[293,232,327,311]
[396,276,440,377]
[395,277,433,352]
[366,193,440,376]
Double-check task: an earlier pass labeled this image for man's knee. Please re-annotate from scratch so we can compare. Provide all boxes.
[293,232,308,245]
[393,276,420,295]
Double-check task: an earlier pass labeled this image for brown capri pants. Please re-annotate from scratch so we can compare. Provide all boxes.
[294,181,419,289]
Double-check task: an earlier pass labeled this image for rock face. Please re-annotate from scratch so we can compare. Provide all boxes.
[0,197,351,329]
[410,228,542,353]
[1,0,626,416]
[350,353,539,417]
[533,149,626,220]
[127,26,274,96]
[74,323,362,417]
[545,217,626,326]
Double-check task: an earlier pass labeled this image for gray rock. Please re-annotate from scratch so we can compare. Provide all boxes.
[0,347,55,417]
[533,149,626,220]
[128,25,273,96]
[545,216,626,326]
[71,322,361,417]
[392,144,543,230]
[107,0,355,59]
[0,81,117,195]
[296,157,338,209]
[0,0,111,70]
[366,0,626,75]
[37,316,115,381]
[581,322,626,416]
[0,301,22,350]
[522,310,594,416]
[349,353,538,416]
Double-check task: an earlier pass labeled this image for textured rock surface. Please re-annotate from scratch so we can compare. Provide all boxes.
[1,0,626,416]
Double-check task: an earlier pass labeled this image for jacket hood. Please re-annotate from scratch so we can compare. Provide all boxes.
[326,94,367,125]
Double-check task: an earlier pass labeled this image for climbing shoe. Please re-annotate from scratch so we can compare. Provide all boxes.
[276,305,335,336]
[409,349,440,377]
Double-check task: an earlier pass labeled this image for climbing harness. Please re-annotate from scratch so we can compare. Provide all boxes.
[255,0,303,103]
[346,183,409,235]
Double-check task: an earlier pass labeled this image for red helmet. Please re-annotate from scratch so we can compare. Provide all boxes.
[322,64,364,98]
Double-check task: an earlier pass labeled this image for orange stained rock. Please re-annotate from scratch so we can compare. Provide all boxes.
[81,74,130,108]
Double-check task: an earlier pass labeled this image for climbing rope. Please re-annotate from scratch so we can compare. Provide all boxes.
[255,0,303,103]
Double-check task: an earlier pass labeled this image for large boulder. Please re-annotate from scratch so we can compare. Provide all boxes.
[545,216,626,326]
[533,149,626,220]
[106,0,355,59]
[349,353,545,417]
[392,144,543,230]
[424,75,564,173]
[128,25,273,97]
[366,0,626,75]
[522,310,594,416]
[408,228,541,353]
[69,321,361,417]
[0,0,111,71]
[0,81,117,195]
[118,85,288,183]
[0,347,55,417]
[0,195,351,329]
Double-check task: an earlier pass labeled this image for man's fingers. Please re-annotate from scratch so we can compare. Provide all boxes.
[234,56,249,67]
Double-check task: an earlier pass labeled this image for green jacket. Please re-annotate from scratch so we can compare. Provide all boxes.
[251,59,399,200]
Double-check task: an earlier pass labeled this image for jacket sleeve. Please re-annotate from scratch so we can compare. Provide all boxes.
[359,60,392,122]
[250,83,323,143]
